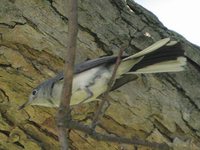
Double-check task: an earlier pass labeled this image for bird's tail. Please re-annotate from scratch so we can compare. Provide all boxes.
[120,38,186,75]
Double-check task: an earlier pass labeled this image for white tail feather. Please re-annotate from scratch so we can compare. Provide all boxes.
[166,40,178,46]
[128,67,185,74]
[124,38,170,60]
[127,57,186,74]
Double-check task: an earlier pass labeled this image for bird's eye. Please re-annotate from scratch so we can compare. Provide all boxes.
[32,89,38,96]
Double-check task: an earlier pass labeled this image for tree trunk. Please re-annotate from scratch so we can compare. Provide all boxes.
[0,0,200,149]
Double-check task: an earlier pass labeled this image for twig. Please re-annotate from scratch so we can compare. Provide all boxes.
[64,120,169,150]
[56,0,78,150]
[91,47,125,129]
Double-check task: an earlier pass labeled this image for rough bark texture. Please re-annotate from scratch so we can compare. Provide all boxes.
[0,0,200,149]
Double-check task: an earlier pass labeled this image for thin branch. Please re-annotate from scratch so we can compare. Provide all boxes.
[56,0,78,150]
[91,47,125,129]
[64,120,169,150]
[107,47,125,92]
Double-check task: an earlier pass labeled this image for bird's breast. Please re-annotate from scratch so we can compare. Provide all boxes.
[71,66,112,105]
[52,65,112,106]
[72,66,111,90]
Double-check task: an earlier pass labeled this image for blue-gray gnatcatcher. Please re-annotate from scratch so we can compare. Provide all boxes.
[19,38,186,109]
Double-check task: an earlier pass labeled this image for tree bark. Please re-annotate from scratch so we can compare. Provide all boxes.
[0,0,200,149]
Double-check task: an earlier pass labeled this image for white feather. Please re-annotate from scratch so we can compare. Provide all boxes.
[124,38,170,60]
[127,57,186,74]
[166,40,178,46]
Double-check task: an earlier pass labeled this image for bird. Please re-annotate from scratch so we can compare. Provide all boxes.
[19,38,187,109]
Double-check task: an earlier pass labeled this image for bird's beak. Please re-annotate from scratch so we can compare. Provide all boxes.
[18,101,30,110]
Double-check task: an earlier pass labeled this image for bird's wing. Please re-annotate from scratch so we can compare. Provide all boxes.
[74,56,120,73]
[52,55,128,81]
